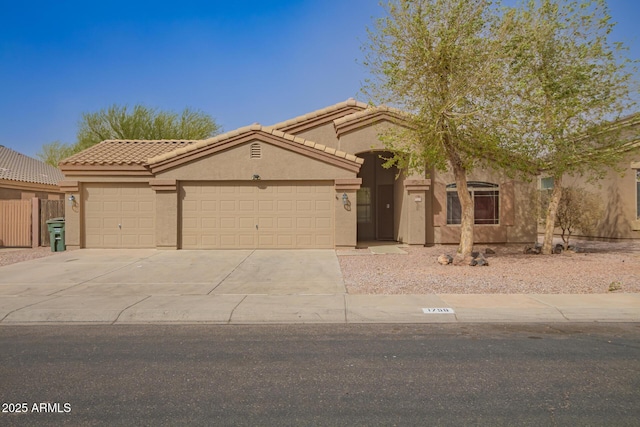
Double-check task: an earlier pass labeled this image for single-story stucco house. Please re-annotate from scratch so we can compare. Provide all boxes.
[58,99,539,250]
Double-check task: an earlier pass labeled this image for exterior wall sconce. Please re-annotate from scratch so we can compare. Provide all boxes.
[68,194,79,212]
[252,174,261,180]
[341,192,351,211]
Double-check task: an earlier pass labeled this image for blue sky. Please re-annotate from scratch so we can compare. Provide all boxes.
[1,0,638,159]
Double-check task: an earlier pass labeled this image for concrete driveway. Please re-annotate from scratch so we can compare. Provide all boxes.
[0,249,346,297]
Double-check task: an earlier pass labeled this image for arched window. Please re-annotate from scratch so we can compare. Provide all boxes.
[446,182,499,225]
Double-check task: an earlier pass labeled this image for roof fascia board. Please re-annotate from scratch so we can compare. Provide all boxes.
[334,110,409,138]
[0,179,62,193]
[274,106,367,134]
[59,164,152,177]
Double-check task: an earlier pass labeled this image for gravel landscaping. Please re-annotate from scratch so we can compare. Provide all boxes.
[0,247,57,267]
[339,240,640,294]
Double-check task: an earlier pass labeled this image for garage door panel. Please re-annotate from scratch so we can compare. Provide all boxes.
[219,235,237,246]
[296,235,313,246]
[200,235,218,246]
[181,181,334,249]
[275,234,293,246]
[315,234,332,246]
[220,217,236,229]
[201,200,217,212]
[316,200,331,211]
[277,200,293,211]
[316,217,331,228]
[138,201,154,213]
[258,200,274,211]
[103,201,119,212]
[83,184,155,248]
[220,201,235,211]
[201,218,217,229]
[296,200,312,211]
[257,217,274,228]
[296,217,312,228]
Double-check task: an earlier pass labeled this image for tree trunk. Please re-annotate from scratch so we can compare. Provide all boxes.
[541,176,563,255]
[451,154,474,265]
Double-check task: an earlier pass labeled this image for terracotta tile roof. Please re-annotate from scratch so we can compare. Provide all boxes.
[269,98,369,131]
[0,145,65,185]
[60,140,197,166]
[333,105,410,138]
[147,124,364,165]
[333,105,406,127]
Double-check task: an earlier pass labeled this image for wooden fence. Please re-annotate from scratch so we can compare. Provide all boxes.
[0,200,32,247]
[0,199,64,247]
[40,199,64,246]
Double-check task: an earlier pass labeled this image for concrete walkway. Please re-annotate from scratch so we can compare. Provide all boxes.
[0,249,639,324]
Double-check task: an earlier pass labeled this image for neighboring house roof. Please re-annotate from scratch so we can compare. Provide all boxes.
[269,98,369,134]
[0,145,65,185]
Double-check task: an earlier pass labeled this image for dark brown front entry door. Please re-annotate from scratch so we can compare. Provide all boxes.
[377,184,394,240]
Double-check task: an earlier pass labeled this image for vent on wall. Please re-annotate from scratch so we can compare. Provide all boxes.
[250,142,261,159]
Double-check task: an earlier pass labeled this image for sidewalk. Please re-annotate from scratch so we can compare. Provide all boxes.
[1,292,639,324]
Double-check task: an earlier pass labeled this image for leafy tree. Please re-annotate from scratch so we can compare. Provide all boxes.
[500,0,637,254]
[38,105,221,165]
[36,140,76,167]
[553,186,604,250]
[362,0,517,263]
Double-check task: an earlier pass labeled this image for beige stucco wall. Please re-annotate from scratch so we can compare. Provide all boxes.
[64,194,80,250]
[156,140,356,181]
[555,150,640,240]
[433,168,537,245]
[155,190,178,249]
[337,122,393,155]
[334,188,358,247]
[292,122,341,149]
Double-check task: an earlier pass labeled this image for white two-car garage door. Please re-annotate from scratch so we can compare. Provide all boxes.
[83,183,155,248]
[181,181,334,249]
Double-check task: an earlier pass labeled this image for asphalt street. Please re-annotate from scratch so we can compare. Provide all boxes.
[1,323,639,426]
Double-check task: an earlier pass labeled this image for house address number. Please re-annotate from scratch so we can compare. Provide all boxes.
[422,308,455,314]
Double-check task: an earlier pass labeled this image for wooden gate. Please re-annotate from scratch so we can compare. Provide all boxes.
[0,200,32,247]
[40,200,64,246]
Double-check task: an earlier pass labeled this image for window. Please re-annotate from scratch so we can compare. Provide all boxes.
[357,188,371,222]
[446,182,499,225]
[540,177,554,190]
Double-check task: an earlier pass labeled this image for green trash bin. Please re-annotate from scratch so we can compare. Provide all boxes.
[46,217,66,252]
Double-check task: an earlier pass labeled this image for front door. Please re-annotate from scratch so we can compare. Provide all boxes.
[377,184,394,240]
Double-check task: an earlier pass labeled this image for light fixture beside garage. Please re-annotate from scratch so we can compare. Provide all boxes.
[252,174,261,180]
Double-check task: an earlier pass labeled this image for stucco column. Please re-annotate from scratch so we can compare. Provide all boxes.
[334,178,362,248]
[59,181,80,250]
[404,179,430,245]
[150,179,178,250]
